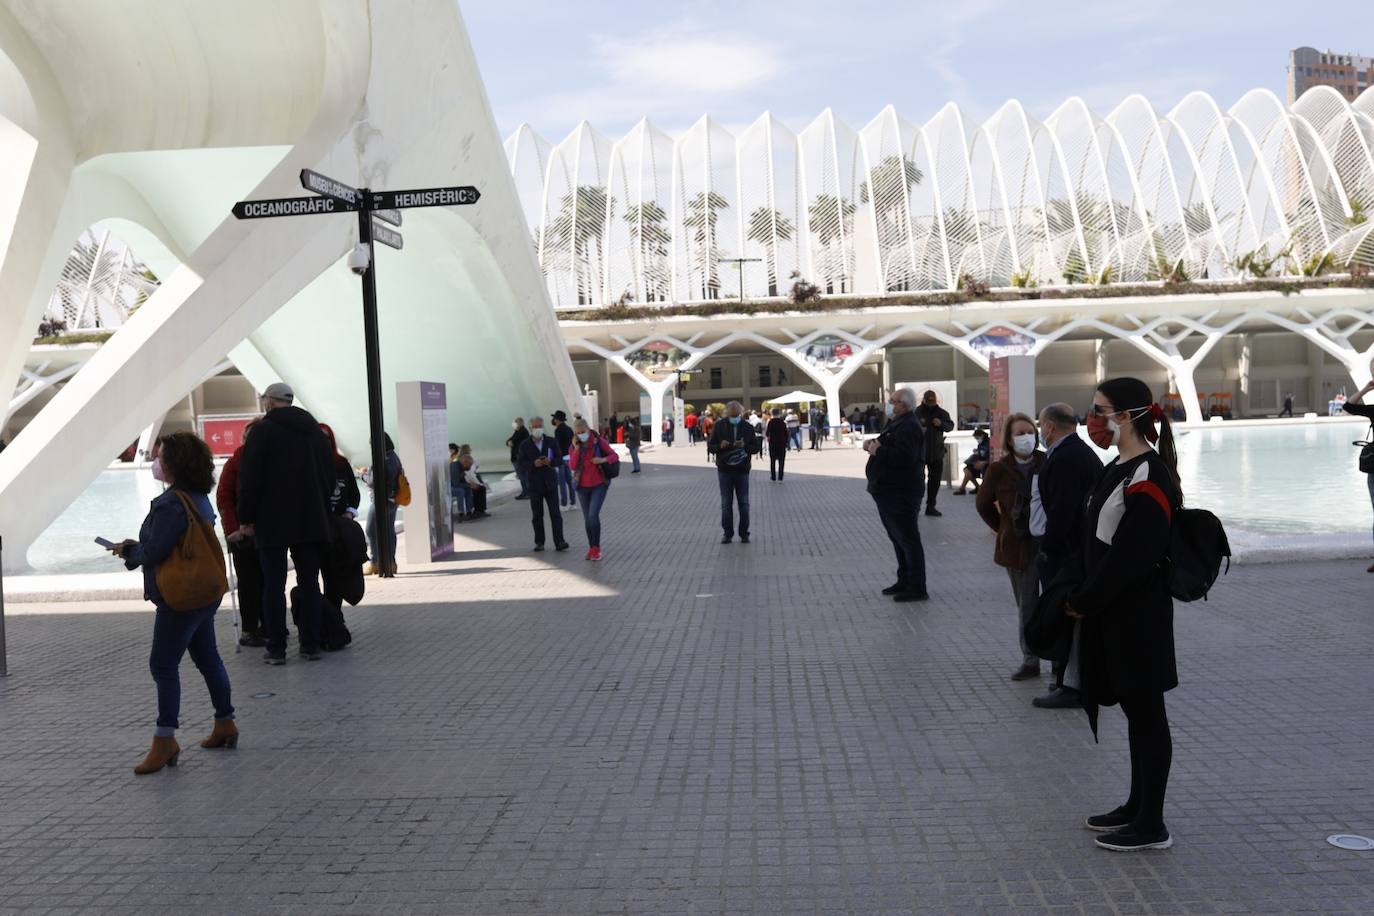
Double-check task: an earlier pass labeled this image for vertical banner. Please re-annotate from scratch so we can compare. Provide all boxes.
[396,381,454,564]
[987,355,1036,462]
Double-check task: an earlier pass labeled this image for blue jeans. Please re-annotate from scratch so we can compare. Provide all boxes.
[259,543,324,657]
[1368,473,1374,545]
[149,604,233,736]
[576,482,609,547]
[558,464,575,507]
[452,486,473,515]
[628,445,641,471]
[718,470,750,537]
[789,428,802,450]
[366,500,398,561]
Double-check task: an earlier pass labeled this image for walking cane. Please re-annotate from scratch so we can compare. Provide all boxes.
[227,546,242,654]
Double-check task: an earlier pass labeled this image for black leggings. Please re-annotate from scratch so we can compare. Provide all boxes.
[1119,692,1172,833]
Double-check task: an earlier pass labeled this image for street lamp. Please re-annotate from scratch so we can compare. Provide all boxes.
[718,257,762,300]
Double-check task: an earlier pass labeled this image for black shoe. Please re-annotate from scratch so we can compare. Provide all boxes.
[300,649,322,661]
[892,590,929,602]
[1033,687,1082,709]
[1094,826,1172,851]
[881,582,905,595]
[631,469,641,473]
[533,544,545,552]
[1085,806,1137,832]
[740,534,750,544]
[925,507,942,517]
[515,494,530,500]
[953,490,966,496]
[555,542,570,551]
[721,535,733,544]
[1011,663,1041,681]
[263,653,286,666]
[238,633,267,648]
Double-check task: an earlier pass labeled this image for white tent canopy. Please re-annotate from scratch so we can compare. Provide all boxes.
[763,390,827,405]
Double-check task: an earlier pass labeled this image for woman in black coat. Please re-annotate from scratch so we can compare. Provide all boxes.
[1066,376,1181,853]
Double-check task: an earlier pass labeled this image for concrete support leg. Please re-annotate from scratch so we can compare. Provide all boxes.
[1171,362,1203,424]
[1237,334,1251,418]
[1094,339,1108,384]
[1308,342,1325,413]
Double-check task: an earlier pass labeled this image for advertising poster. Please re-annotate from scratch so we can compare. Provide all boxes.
[988,357,1010,461]
[969,326,1035,360]
[798,335,856,373]
[396,381,453,564]
[626,340,688,381]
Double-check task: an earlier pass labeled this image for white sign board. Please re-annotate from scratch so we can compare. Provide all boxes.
[396,381,453,564]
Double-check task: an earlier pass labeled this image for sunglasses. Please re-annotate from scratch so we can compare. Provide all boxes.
[1088,404,1118,417]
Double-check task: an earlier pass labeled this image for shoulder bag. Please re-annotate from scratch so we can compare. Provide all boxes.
[155,491,229,611]
[1357,422,1374,474]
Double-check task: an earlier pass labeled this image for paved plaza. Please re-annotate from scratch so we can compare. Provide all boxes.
[2,445,1372,914]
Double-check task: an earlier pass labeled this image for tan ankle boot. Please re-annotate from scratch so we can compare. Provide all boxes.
[133,736,181,775]
[200,719,239,749]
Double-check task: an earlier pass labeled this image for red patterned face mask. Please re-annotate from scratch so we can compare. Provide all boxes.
[1085,413,1117,449]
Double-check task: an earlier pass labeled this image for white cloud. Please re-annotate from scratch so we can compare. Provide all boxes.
[599,35,783,94]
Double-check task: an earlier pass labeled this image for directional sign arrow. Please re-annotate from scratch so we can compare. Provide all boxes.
[371,221,403,251]
[373,208,403,228]
[232,196,358,219]
[300,168,360,206]
[371,186,480,210]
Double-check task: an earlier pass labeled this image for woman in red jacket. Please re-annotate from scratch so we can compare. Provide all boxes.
[215,421,264,646]
[567,418,619,561]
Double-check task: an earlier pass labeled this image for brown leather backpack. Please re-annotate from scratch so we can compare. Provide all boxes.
[155,490,229,611]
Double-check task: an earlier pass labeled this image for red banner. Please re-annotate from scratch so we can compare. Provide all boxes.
[201,417,254,456]
[988,356,1009,461]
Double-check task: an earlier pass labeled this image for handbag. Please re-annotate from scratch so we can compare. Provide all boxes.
[1357,422,1374,474]
[597,438,621,479]
[395,470,413,505]
[155,491,229,611]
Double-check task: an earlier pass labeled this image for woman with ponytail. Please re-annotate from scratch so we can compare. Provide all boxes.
[1066,376,1181,852]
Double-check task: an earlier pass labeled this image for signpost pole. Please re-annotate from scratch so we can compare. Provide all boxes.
[356,191,394,579]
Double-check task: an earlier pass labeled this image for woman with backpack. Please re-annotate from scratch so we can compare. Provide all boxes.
[108,432,235,775]
[1066,376,1182,852]
[568,417,619,561]
[976,413,1045,682]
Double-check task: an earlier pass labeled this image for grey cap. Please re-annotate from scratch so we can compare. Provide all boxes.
[262,382,294,402]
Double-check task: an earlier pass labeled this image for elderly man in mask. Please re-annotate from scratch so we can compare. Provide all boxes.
[864,387,928,602]
[516,416,569,552]
[708,401,761,544]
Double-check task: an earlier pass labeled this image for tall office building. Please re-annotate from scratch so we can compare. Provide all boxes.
[1288,46,1372,102]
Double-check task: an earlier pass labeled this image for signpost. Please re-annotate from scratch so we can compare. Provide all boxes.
[230,169,480,577]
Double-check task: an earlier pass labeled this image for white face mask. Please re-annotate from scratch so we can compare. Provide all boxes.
[1106,417,1123,446]
[1012,433,1037,457]
[512,422,519,430]
[885,403,896,419]
[531,428,544,439]
[577,431,590,443]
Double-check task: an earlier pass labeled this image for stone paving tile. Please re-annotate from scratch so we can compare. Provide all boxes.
[1,445,1372,914]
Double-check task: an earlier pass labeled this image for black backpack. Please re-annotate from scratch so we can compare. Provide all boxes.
[1166,508,1231,602]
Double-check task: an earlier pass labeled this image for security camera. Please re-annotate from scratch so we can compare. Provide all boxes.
[347,242,371,275]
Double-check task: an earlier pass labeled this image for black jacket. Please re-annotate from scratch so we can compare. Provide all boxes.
[237,405,335,548]
[516,435,562,491]
[709,418,760,472]
[507,425,530,464]
[328,455,361,517]
[915,403,953,460]
[865,411,924,496]
[553,422,573,458]
[1036,432,1102,561]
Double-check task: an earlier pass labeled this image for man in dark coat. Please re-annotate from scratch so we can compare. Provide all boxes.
[1029,401,1103,708]
[914,389,954,517]
[507,417,531,499]
[551,410,575,509]
[516,416,568,552]
[236,382,336,665]
[709,401,760,543]
[865,388,928,601]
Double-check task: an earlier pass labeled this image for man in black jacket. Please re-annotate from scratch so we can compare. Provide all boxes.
[237,383,336,665]
[1029,401,1102,708]
[709,401,760,543]
[507,417,531,499]
[865,388,928,601]
[516,416,568,552]
[914,389,954,517]
[551,410,575,510]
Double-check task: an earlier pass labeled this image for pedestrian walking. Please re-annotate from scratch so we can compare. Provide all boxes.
[507,417,531,499]
[766,408,789,481]
[236,382,336,665]
[1065,377,1182,852]
[1280,392,1294,417]
[361,433,404,573]
[701,412,716,463]
[685,410,699,445]
[710,401,760,543]
[551,410,576,509]
[624,415,642,472]
[216,421,264,647]
[785,409,802,451]
[1031,402,1103,709]
[975,414,1045,681]
[864,388,927,602]
[915,390,953,516]
[568,418,619,560]
[110,431,235,775]
[517,416,569,552]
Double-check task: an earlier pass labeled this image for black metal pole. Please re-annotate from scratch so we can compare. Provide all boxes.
[356,192,393,579]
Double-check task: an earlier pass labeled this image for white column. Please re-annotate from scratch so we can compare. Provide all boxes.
[599,359,614,417]
[1308,341,1324,413]
[1237,334,1251,418]
[645,376,676,446]
[740,353,752,409]
[1094,339,1108,384]
[1171,362,1203,424]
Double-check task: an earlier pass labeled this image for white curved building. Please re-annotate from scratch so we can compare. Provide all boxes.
[510,87,1374,308]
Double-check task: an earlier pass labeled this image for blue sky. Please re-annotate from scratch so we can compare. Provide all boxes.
[463,0,1372,141]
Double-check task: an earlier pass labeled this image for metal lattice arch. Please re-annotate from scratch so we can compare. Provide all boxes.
[509,86,1374,308]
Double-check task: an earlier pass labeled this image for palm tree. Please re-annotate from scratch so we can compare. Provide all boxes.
[623,201,671,301]
[745,206,795,296]
[683,190,729,299]
[807,194,857,292]
[545,185,609,305]
[860,155,924,291]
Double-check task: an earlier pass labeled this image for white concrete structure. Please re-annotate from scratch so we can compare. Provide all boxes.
[510,89,1374,307]
[0,1,582,571]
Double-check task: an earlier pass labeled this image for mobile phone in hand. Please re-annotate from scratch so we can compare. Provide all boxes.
[95,536,117,549]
